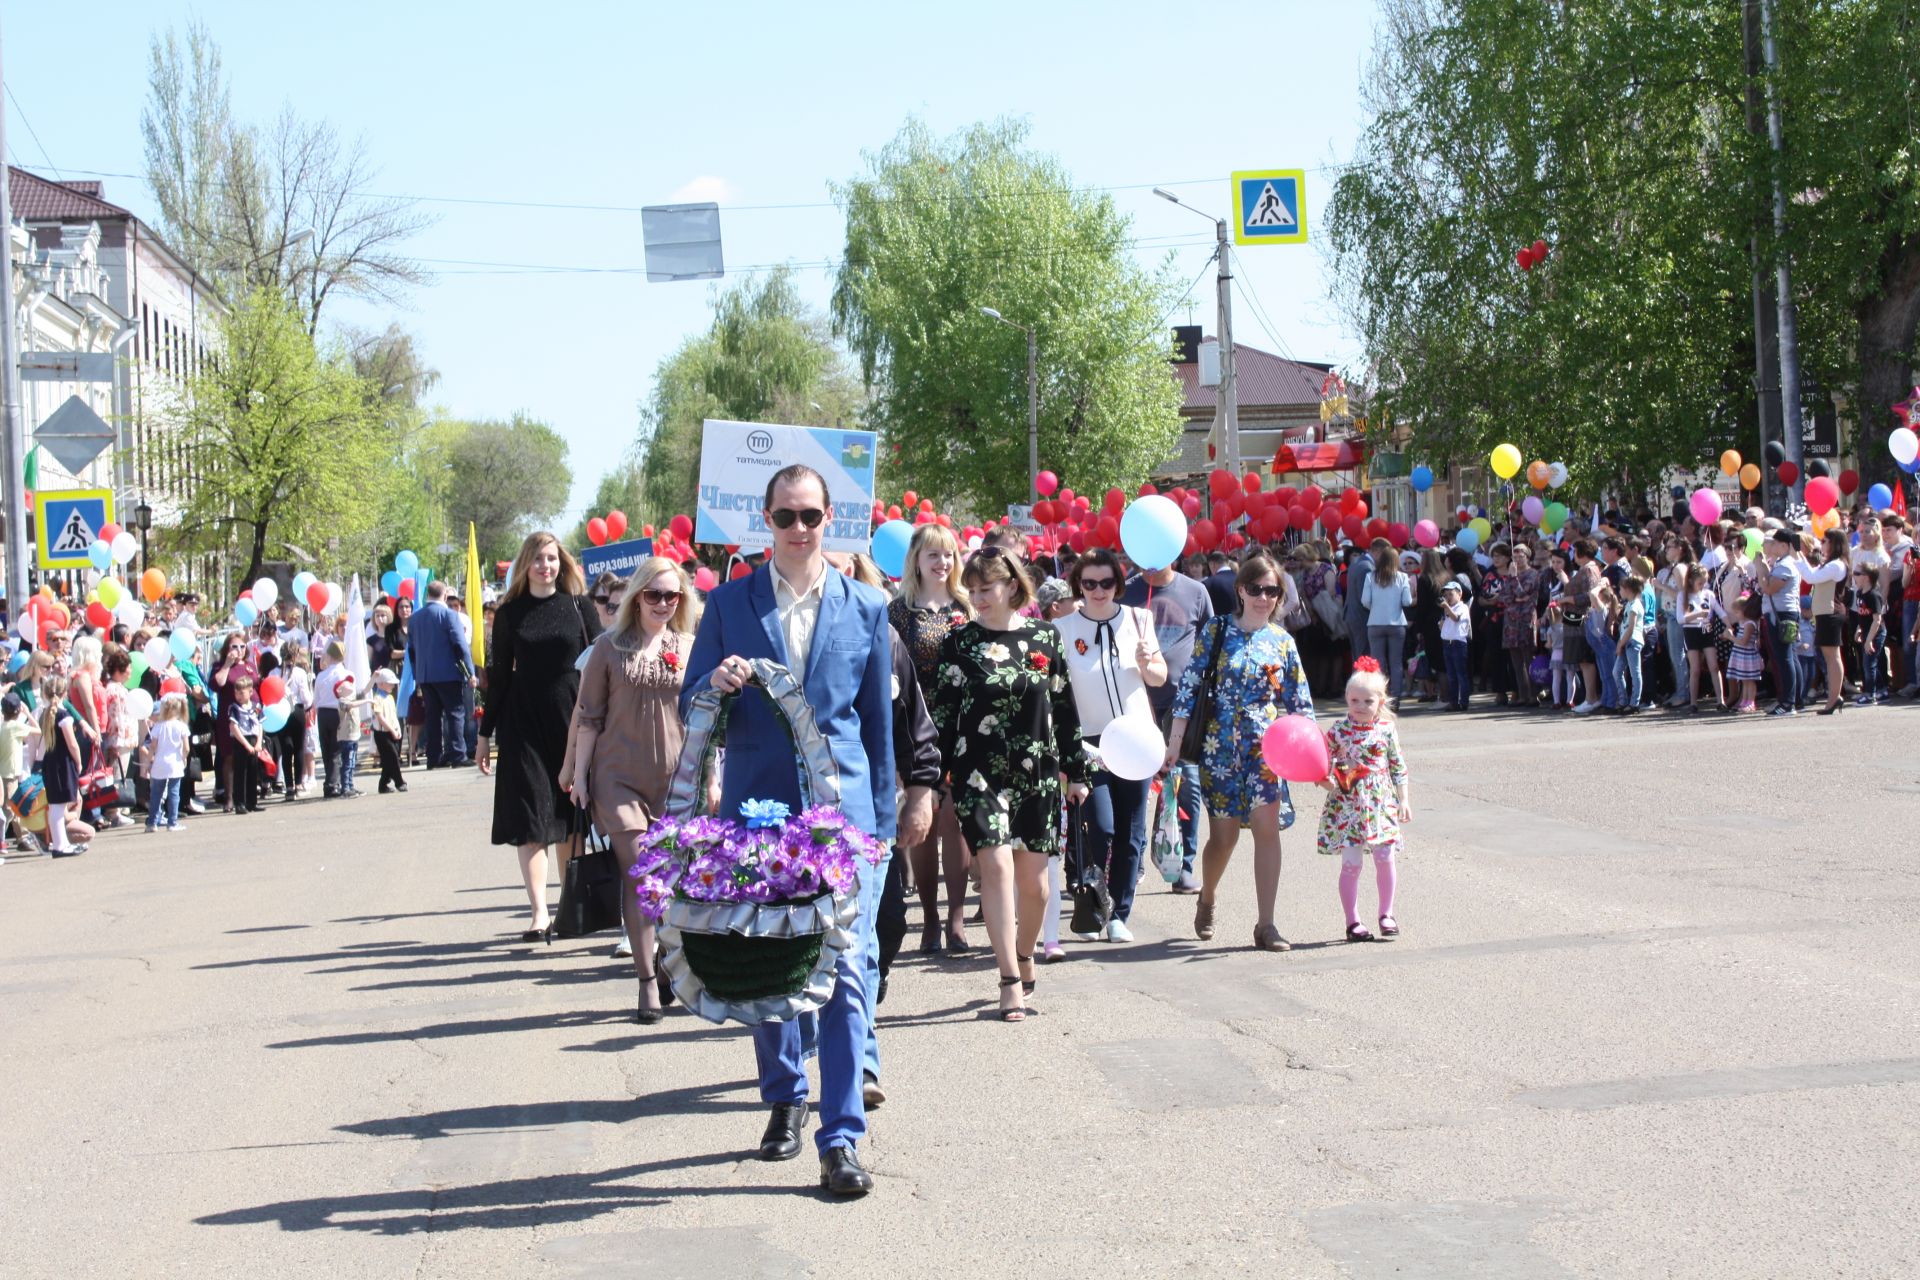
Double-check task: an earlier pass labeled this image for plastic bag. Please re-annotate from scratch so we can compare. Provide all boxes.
[1150,779,1183,883]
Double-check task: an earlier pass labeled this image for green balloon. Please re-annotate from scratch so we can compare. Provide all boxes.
[1743,528,1763,558]
[128,654,149,689]
[1543,501,1569,532]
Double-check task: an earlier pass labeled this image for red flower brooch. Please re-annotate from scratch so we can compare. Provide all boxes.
[1028,651,1050,671]
[1073,638,1088,655]
[949,612,967,628]
[661,649,680,670]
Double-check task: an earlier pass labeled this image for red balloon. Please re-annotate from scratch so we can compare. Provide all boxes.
[1104,487,1125,514]
[1242,472,1261,495]
[85,602,112,629]
[1179,496,1200,519]
[669,514,694,541]
[1095,515,1120,546]
[98,522,122,543]
[161,675,187,696]
[1387,522,1410,548]
[730,562,752,580]
[1516,247,1535,271]
[917,499,934,514]
[398,579,417,600]
[1776,461,1799,486]
[1457,507,1472,523]
[586,517,608,546]
[1298,485,1325,514]
[1532,239,1549,261]
[1223,531,1246,551]
[1216,496,1241,522]
[915,511,934,525]
[1068,530,1090,553]
[1192,519,1221,550]
[1138,482,1158,497]
[1209,469,1236,499]
[1259,507,1289,539]
[1367,518,1390,541]
[902,491,919,509]
[606,510,628,541]
[307,582,328,611]
[1806,475,1840,515]
[1349,498,1370,522]
[1838,468,1860,496]
[1339,487,1361,513]
[1059,487,1076,505]
[642,524,655,538]
[1073,496,1091,512]
[259,675,287,706]
[887,504,902,520]
[936,513,952,527]
[1273,484,1298,506]
[1341,514,1366,542]
[1289,505,1316,531]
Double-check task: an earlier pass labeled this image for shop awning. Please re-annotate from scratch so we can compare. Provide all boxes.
[1272,440,1366,473]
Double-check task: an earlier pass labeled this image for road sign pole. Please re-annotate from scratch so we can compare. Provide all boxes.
[1216,216,1239,477]
[1026,325,1039,500]
[0,26,31,612]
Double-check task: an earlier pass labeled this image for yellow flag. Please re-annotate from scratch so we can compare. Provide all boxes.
[466,521,486,669]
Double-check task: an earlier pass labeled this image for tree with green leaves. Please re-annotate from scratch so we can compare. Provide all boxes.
[634,267,860,526]
[442,414,574,566]
[166,288,387,589]
[832,118,1184,514]
[1330,0,1920,494]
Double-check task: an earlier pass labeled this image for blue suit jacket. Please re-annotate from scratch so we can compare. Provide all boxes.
[408,600,474,684]
[683,564,896,842]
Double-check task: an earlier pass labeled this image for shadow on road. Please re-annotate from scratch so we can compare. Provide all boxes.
[337,1083,765,1139]
[267,1008,735,1051]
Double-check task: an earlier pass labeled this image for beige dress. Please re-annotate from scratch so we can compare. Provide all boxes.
[575,629,689,835]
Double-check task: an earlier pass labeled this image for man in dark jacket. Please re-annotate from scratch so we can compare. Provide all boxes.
[408,580,476,768]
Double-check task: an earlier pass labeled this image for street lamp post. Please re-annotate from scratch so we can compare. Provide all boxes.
[134,497,151,583]
[980,307,1039,500]
[1154,189,1238,476]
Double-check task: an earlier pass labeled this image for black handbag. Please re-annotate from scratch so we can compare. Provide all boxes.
[1178,617,1228,765]
[552,812,624,938]
[1066,800,1112,936]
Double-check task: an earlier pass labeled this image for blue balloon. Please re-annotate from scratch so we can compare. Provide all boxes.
[1455,527,1482,553]
[291,571,319,601]
[1410,465,1434,493]
[169,630,196,662]
[1867,483,1893,510]
[395,549,420,577]
[380,570,402,597]
[262,700,291,733]
[235,599,259,627]
[7,649,27,674]
[1118,495,1187,571]
[87,540,113,572]
[870,520,914,579]
[1902,455,1920,475]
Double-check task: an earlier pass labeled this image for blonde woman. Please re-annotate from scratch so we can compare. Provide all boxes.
[886,522,975,952]
[477,531,602,941]
[562,556,697,1022]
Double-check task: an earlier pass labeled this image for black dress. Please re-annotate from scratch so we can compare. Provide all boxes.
[41,706,80,805]
[480,589,601,847]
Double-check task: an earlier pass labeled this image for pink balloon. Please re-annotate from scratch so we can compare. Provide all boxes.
[1035,470,1059,496]
[1688,487,1722,526]
[693,566,717,592]
[1260,715,1329,784]
[1413,519,1440,548]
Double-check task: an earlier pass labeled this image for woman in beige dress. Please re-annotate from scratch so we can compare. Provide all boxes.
[562,556,699,1024]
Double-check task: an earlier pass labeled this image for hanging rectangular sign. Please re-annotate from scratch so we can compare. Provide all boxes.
[695,420,878,553]
[579,537,656,580]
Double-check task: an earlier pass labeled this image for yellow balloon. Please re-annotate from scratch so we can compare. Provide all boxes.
[1490,443,1522,479]
[1469,517,1492,542]
[97,578,123,608]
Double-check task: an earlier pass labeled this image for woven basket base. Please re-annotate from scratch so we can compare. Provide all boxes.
[679,930,825,1004]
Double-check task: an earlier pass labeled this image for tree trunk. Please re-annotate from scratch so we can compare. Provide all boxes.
[1855,234,1920,487]
[241,519,270,596]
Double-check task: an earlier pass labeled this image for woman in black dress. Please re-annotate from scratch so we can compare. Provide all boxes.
[930,547,1088,1022]
[477,530,602,939]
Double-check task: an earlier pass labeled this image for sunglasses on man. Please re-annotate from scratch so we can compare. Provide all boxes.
[767,507,827,530]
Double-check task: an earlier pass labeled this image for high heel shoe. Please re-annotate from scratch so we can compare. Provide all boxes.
[1816,699,1844,715]
[997,974,1026,1022]
[635,975,664,1025]
[1017,954,1036,999]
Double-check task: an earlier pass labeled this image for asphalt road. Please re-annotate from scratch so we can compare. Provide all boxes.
[3,702,1916,1279]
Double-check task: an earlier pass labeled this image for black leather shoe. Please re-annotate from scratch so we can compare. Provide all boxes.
[819,1146,873,1195]
[757,1101,808,1162]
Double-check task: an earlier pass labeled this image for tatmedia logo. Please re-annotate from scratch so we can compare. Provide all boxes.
[747,430,774,454]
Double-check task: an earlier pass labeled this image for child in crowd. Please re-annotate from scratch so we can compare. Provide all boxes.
[369,668,407,794]
[141,693,191,832]
[1317,657,1411,942]
[0,692,40,850]
[224,675,268,814]
[1614,574,1648,713]
[38,675,89,857]
[1439,579,1472,710]
[1727,595,1765,712]
[1851,565,1886,705]
[334,673,367,798]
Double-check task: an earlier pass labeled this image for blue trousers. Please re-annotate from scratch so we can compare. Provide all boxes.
[1442,639,1471,706]
[422,680,468,765]
[754,848,885,1154]
[1171,762,1201,873]
[1770,618,1803,708]
[146,777,181,829]
[1615,637,1644,706]
[1081,767,1150,923]
[1586,616,1619,706]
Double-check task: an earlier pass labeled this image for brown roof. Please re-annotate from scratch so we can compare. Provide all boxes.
[1176,337,1339,413]
[8,167,133,223]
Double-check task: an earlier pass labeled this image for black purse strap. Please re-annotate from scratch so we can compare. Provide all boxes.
[1198,615,1228,700]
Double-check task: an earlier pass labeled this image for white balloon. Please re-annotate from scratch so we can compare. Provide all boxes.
[1096,714,1167,783]
[1892,427,1920,467]
[123,689,154,720]
[114,601,144,629]
[251,578,279,609]
[1548,461,1569,488]
[322,582,344,615]
[142,636,171,668]
[111,531,138,564]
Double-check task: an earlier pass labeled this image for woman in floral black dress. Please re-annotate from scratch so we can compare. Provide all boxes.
[887,522,975,952]
[931,547,1089,1022]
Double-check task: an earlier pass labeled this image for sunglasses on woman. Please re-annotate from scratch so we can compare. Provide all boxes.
[641,589,682,606]
[1078,576,1117,592]
[767,507,826,530]
[1242,583,1284,599]
[592,595,615,608]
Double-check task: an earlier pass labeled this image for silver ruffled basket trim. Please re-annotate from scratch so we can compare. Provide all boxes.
[658,882,863,1027]
[658,658,858,1026]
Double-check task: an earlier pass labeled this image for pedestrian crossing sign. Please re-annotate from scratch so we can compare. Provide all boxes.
[1232,170,1307,245]
[34,488,113,571]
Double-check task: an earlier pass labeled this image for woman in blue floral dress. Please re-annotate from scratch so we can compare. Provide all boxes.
[1165,553,1316,952]
[931,547,1089,1021]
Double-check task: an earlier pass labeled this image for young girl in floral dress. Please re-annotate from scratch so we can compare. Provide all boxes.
[1317,657,1411,942]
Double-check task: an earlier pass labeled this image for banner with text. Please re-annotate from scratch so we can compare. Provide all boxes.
[695,419,878,553]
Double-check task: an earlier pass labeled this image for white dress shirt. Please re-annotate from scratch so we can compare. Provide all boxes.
[772,560,828,676]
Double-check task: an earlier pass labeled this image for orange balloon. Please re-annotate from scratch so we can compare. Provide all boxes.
[1526,460,1551,490]
[1719,449,1742,477]
[1738,463,1761,491]
[140,568,168,602]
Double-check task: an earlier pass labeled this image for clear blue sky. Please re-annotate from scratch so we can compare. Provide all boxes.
[5,1,1381,522]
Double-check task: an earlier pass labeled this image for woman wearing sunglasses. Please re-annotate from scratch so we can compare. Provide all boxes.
[584,572,626,654]
[1164,552,1317,952]
[1053,547,1165,944]
[562,556,698,1022]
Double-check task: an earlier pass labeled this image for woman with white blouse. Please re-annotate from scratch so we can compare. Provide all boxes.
[1795,529,1851,715]
[1051,548,1166,943]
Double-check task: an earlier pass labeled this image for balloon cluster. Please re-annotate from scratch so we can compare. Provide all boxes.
[1515,238,1551,272]
[378,549,430,603]
[84,522,140,574]
[585,510,630,546]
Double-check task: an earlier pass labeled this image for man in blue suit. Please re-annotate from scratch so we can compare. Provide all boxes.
[408,580,476,768]
[683,463,895,1197]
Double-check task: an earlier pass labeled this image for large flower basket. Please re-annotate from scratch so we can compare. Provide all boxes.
[645,658,880,1027]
